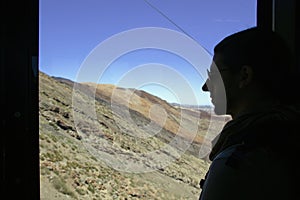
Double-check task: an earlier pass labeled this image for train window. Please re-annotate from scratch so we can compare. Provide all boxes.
[39,0,257,199]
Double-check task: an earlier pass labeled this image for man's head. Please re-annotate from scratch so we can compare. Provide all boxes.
[202,27,293,117]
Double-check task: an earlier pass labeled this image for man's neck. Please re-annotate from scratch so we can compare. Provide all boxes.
[230,97,280,119]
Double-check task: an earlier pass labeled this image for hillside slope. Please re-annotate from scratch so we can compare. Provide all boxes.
[39,71,224,199]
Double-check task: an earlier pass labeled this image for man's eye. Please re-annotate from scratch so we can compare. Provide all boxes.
[209,72,218,77]
[211,69,220,73]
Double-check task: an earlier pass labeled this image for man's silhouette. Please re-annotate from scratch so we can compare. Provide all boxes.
[199,27,300,200]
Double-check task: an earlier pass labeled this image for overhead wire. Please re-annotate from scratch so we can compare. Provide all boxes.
[142,0,211,54]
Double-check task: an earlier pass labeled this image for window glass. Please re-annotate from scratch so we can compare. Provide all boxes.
[39,1,256,199]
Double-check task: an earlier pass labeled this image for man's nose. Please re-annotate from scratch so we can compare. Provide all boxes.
[202,80,209,91]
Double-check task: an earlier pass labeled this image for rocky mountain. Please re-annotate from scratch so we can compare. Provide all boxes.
[39,71,226,199]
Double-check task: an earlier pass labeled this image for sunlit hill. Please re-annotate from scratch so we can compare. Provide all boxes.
[39,71,226,199]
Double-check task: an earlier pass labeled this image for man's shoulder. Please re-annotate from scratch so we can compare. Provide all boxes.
[212,143,273,170]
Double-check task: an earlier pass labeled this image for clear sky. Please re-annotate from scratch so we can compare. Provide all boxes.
[39,0,257,105]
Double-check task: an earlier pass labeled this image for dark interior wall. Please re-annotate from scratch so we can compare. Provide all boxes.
[257,0,300,72]
[274,0,300,73]
[1,0,39,199]
[257,0,273,30]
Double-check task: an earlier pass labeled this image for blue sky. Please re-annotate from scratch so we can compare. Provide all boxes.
[39,0,256,105]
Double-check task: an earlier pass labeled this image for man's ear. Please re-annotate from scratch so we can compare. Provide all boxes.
[238,65,253,88]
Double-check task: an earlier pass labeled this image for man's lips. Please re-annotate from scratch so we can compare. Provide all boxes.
[210,97,215,105]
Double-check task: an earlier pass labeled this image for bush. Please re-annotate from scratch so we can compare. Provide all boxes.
[52,176,76,198]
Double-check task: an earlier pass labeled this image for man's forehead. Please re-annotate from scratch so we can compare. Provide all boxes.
[210,53,225,70]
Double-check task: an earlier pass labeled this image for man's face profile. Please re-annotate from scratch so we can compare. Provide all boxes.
[203,54,227,115]
[203,53,240,116]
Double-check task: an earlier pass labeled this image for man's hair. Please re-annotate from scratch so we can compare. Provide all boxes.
[214,27,297,102]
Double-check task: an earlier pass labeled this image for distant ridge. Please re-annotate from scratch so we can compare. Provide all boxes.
[50,75,75,87]
[171,103,213,111]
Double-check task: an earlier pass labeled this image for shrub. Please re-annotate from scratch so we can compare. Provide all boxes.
[52,176,76,198]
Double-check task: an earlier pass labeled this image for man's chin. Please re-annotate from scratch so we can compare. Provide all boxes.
[214,108,226,115]
[212,104,227,115]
